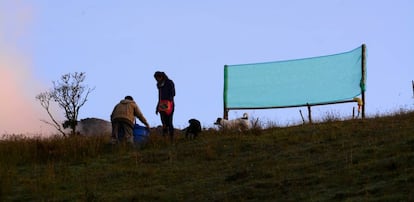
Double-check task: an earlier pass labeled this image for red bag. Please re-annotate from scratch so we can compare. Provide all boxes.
[158,100,173,115]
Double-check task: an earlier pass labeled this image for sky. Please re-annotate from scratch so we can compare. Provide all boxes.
[1,0,413,136]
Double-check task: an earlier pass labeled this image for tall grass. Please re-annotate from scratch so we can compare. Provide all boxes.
[1,110,414,201]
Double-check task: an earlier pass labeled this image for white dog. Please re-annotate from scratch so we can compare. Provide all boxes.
[214,113,250,131]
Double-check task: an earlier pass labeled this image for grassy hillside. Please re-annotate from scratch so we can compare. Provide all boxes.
[1,111,413,201]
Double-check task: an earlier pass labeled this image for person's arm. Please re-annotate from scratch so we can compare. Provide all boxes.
[138,115,150,129]
[171,80,175,98]
[134,104,150,128]
[156,86,161,115]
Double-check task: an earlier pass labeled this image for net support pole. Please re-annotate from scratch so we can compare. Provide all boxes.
[223,65,229,120]
[412,80,414,97]
[307,103,312,124]
[224,108,229,120]
[361,44,366,119]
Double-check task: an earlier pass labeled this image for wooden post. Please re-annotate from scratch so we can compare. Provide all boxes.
[307,103,312,123]
[223,65,228,120]
[352,107,355,119]
[361,44,366,119]
[299,110,306,124]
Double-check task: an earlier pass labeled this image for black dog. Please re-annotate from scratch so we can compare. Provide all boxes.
[184,119,202,139]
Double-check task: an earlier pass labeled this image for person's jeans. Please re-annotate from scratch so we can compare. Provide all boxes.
[112,121,133,143]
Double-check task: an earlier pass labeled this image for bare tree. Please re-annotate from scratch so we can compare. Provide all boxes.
[36,91,66,136]
[36,72,94,136]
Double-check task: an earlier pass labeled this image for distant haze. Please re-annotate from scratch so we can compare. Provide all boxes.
[0,2,54,136]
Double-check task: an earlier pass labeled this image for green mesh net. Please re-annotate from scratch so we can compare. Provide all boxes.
[224,45,366,109]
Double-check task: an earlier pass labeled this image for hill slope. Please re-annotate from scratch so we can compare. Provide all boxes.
[1,111,414,201]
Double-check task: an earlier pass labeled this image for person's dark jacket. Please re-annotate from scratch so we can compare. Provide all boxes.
[157,79,175,101]
[111,99,148,127]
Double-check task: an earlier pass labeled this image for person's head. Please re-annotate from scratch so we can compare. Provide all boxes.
[154,71,168,82]
[124,95,134,101]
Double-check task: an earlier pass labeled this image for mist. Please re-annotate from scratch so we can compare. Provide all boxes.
[0,1,55,136]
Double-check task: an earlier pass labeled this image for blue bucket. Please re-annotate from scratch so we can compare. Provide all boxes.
[133,124,149,144]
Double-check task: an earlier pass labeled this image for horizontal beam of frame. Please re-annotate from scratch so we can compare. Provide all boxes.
[226,99,357,110]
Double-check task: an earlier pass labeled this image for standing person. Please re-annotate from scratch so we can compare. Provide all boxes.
[111,95,150,144]
[154,71,176,143]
